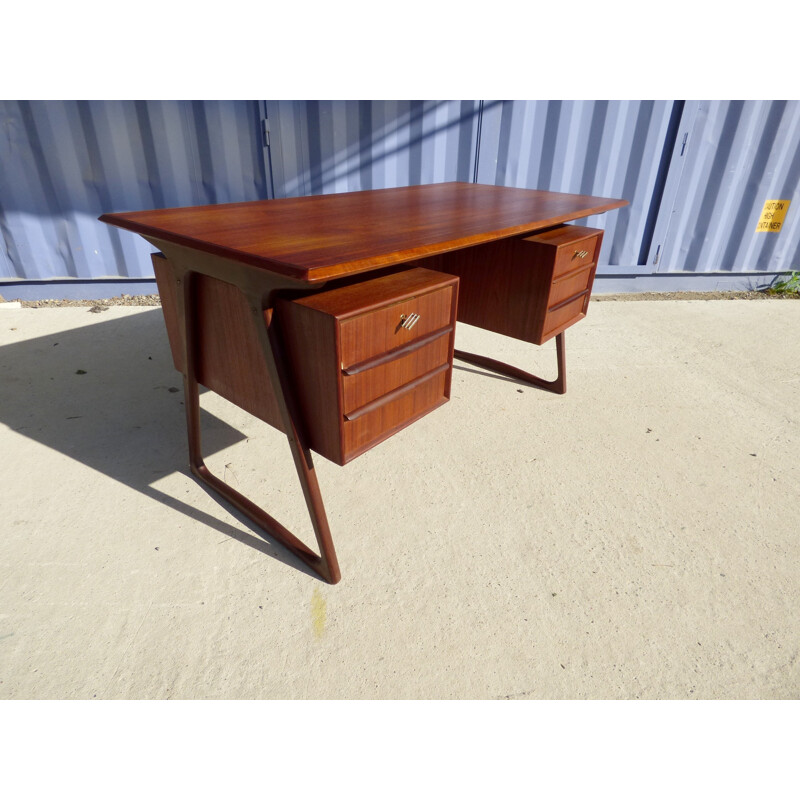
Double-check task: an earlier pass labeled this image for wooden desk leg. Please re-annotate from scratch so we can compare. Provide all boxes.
[176,268,341,584]
[454,331,566,395]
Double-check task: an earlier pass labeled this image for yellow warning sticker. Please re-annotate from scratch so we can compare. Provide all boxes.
[756,199,791,232]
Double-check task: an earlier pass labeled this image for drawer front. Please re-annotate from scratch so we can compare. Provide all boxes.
[542,291,590,340]
[341,333,451,415]
[548,263,594,307]
[342,368,449,461]
[339,284,455,369]
[552,232,602,278]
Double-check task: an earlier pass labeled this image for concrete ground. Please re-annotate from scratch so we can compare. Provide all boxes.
[0,299,798,700]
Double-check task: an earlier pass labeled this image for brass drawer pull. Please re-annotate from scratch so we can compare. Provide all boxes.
[400,312,420,330]
[573,249,590,259]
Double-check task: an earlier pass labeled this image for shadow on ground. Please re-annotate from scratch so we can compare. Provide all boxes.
[0,308,317,576]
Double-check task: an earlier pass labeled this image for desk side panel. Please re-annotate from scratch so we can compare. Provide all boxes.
[274,300,343,463]
[151,252,184,373]
[151,253,285,432]
[194,274,285,431]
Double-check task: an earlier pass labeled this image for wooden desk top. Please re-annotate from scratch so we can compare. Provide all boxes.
[100,182,627,283]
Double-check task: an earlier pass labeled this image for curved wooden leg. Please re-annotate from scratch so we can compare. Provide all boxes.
[177,269,341,584]
[454,331,566,395]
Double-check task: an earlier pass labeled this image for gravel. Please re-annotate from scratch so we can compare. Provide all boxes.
[15,293,162,308]
[593,290,798,301]
[6,290,797,308]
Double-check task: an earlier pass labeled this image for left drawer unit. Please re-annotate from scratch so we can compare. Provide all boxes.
[275,268,459,466]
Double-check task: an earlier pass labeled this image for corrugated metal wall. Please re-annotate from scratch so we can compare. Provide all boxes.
[472,100,680,268]
[266,100,482,198]
[652,100,800,273]
[2,99,798,295]
[266,99,800,280]
[0,100,269,282]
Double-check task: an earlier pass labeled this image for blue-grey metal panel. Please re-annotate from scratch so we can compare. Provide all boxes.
[475,100,678,268]
[653,100,800,273]
[0,100,269,282]
[265,100,483,198]
[5,99,796,297]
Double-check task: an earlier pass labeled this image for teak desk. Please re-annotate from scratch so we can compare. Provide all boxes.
[100,182,627,583]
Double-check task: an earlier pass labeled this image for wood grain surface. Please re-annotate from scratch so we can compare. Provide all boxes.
[152,253,285,431]
[421,224,603,345]
[276,267,458,464]
[100,183,627,283]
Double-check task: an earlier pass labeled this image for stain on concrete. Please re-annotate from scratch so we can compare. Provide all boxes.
[311,587,326,638]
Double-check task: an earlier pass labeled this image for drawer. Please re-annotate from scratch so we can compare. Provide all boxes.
[552,231,602,278]
[341,331,451,415]
[343,366,449,459]
[339,283,455,369]
[542,291,590,340]
[548,263,594,307]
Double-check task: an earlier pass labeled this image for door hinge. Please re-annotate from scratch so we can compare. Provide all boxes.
[262,118,271,147]
[679,132,688,156]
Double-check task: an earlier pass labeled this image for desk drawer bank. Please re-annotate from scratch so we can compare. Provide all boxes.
[276,268,458,466]
[100,182,626,582]
[416,223,604,394]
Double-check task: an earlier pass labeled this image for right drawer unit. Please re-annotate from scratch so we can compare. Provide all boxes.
[522,224,604,344]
